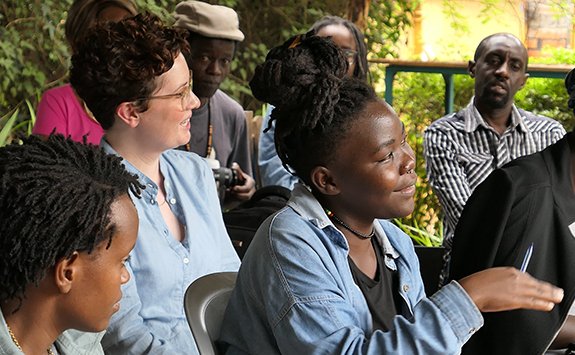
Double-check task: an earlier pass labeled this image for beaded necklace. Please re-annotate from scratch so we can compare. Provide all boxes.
[325,209,375,240]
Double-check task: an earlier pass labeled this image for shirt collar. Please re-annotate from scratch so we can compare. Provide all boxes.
[100,138,159,194]
[287,183,399,259]
[463,98,530,134]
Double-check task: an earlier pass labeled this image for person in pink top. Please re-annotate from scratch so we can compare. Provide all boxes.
[33,0,137,144]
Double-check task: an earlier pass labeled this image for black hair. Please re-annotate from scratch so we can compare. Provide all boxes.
[473,32,528,70]
[0,134,143,304]
[250,34,378,186]
[311,16,369,82]
[565,68,575,114]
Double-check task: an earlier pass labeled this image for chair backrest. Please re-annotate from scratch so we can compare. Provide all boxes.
[184,272,238,355]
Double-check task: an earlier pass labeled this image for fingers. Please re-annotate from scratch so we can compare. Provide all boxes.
[512,273,564,311]
[459,267,563,313]
[230,162,256,200]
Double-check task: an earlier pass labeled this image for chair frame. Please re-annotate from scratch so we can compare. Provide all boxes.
[184,272,238,355]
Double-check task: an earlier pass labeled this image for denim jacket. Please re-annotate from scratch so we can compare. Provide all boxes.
[220,184,483,354]
[257,105,299,189]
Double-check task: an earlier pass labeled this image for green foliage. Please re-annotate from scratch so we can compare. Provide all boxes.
[382,45,574,246]
[0,99,36,146]
[378,72,473,245]
[0,0,71,117]
[515,47,575,131]
[365,0,420,59]
[393,218,442,247]
[0,0,176,146]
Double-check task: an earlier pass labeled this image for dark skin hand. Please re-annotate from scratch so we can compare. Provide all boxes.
[458,267,563,313]
[229,162,256,200]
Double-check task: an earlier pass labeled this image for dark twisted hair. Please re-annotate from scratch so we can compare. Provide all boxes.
[70,12,189,130]
[0,134,143,304]
[250,34,377,186]
[311,16,369,82]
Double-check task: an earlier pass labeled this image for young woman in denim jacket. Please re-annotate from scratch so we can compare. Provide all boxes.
[219,33,564,354]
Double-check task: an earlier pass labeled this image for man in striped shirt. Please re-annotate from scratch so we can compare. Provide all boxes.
[424,33,566,281]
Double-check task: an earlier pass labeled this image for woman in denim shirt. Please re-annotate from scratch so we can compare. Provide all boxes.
[220,34,564,354]
[70,14,241,353]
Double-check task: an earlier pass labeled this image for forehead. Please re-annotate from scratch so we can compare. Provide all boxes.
[190,36,235,54]
[479,35,527,61]
[347,100,400,140]
[316,24,356,50]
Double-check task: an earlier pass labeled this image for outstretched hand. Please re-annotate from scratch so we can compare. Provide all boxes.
[458,267,564,313]
[229,162,256,200]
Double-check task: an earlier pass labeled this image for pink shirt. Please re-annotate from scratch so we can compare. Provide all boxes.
[33,84,104,145]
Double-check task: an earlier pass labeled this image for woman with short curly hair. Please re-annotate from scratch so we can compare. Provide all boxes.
[70,13,240,354]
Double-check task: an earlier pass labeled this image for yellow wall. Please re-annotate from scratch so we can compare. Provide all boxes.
[399,0,525,61]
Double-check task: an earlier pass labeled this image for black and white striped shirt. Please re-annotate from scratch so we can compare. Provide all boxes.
[424,101,566,249]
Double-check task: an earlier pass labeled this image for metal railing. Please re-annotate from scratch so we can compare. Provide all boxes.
[370,59,574,114]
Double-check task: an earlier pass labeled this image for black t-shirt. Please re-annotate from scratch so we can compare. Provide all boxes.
[348,237,402,332]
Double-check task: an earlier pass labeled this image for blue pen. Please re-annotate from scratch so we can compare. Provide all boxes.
[520,243,534,272]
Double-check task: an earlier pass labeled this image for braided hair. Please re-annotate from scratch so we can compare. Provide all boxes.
[0,134,143,304]
[250,34,377,186]
[311,16,369,82]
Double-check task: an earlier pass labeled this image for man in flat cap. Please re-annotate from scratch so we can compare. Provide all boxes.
[174,0,255,206]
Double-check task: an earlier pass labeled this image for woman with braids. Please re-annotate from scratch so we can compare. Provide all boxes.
[258,15,369,189]
[33,0,138,145]
[69,13,240,354]
[0,134,140,354]
[219,34,564,354]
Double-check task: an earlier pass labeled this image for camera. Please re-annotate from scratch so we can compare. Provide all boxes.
[206,158,245,189]
[212,166,244,188]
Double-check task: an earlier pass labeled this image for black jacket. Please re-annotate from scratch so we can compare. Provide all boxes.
[449,133,575,355]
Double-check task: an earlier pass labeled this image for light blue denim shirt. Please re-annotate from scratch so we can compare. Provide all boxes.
[258,105,299,189]
[100,141,241,354]
[220,184,483,354]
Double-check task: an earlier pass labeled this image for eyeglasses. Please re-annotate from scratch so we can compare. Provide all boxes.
[343,49,357,65]
[138,80,196,111]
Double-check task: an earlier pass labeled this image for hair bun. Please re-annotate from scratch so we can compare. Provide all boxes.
[250,34,348,113]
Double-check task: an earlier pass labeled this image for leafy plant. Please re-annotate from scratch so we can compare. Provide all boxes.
[0,99,36,147]
[393,218,443,247]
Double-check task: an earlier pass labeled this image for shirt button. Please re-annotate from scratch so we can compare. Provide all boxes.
[402,284,409,292]
[469,327,476,334]
[150,199,155,204]
[147,183,154,189]
[183,257,190,264]
[169,198,177,204]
